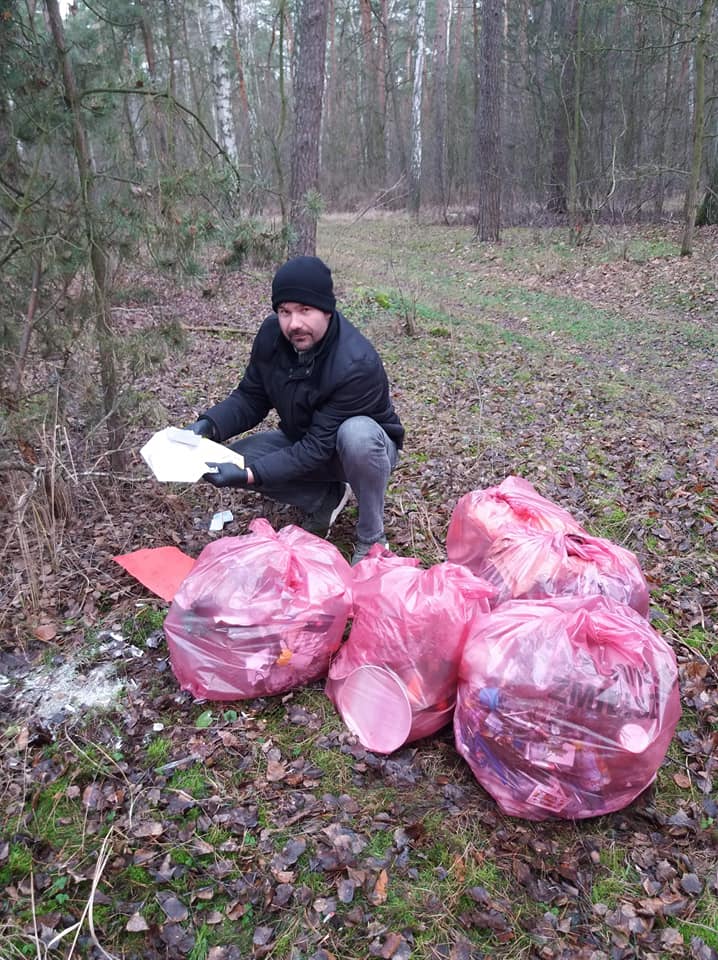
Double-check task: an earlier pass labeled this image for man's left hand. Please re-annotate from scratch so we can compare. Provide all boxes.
[202,462,251,488]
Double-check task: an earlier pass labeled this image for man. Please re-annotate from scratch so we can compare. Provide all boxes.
[185,255,404,564]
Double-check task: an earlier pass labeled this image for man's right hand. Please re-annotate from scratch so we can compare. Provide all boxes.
[202,463,250,488]
[183,418,215,440]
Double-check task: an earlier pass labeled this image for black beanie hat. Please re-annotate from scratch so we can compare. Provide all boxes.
[271,256,336,313]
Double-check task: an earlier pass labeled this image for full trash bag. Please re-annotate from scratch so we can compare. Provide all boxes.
[164,519,353,700]
[468,527,650,617]
[454,595,681,820]
[446,475,586,568]
[326,553,495,753]
[446,476,648,617]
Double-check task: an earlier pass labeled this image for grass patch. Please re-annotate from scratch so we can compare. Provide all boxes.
[682,626,718,659]
[146,735,172,768]
[187,923,211,960]
[5,219,717,960]
[587,503,633,543]
[29,777,88,851]
[0,844,33,886]
[590,843,639,905]
[169,763,209,799]
[669,894,718,951]
[122,605,167,645]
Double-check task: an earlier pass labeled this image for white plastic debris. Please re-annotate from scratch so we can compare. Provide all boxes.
[209,510,234,532]
[140,426,245,484]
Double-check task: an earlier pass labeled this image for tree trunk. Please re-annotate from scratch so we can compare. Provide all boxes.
[119,42,147,166]
[44,0,125,471]
[567,0,583,241]
[547,0,576,216]
[138,0,169,159]
[654,16,676,219]
[14,258,42,395]
[431,0,450,210]
[288,0,329,256]
[627,9,646,219]
[472,0,480,114]
[696,109,718,225]
[681,0,714,254]
[475,0,503,241]
[180,0,204,126]
[228,0,264,214]
[408,0,426,216]
[269,0,290,225]
[381,0,407,179]
[207,0,239,163]
[359,0,385,184]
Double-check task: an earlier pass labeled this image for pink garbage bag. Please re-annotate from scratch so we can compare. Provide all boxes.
[454,595,681,820]
[326,553,495,753]
[447,476,586,568]
[471,527,650,617]
[164,519,353,700]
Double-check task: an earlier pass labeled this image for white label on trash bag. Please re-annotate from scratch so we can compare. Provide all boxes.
[525,780,571,812]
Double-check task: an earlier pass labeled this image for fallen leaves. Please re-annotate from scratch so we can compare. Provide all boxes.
[126,912,148,932]
[157,892,189,922]
[4,229,718,960]
[370,868,389,905]
[132,821,164,838]
[265,758,287,782]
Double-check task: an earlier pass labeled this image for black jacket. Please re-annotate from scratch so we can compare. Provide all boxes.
[202,310,404,486]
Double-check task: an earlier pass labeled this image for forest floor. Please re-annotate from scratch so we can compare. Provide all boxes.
[1,218,717,960]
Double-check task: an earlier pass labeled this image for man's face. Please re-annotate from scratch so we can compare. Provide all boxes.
[277,301,331,351]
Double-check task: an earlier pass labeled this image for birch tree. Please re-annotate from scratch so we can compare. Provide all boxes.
[431,0,451,210]
[408,0,426,216]
[206,0,239,163]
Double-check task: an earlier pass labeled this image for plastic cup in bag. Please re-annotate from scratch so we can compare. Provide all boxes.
[337,664,413,754]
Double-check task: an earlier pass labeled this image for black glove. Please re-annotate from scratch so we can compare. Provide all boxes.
[202,462,250,488]
[183,418,215,440]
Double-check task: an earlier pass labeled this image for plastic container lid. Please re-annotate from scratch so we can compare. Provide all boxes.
[337,665,412,754]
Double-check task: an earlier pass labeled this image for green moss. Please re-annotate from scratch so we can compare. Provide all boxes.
[168,764,208,799]
[31,777,86,849]
[669,898,718,951]
[123,864,152,885]
[146,736,172,768]
[364,828,395,862]
[122,606,166,645]
[0,844,33,885]
[171,848,196,867]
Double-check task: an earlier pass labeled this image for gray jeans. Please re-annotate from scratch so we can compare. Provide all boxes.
[230,416,399,543]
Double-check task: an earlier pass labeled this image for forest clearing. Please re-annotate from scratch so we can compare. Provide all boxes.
[2,218,717,959]
[3,0,718,954]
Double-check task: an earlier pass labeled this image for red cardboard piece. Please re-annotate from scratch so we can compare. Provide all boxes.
[114,547,196,602]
